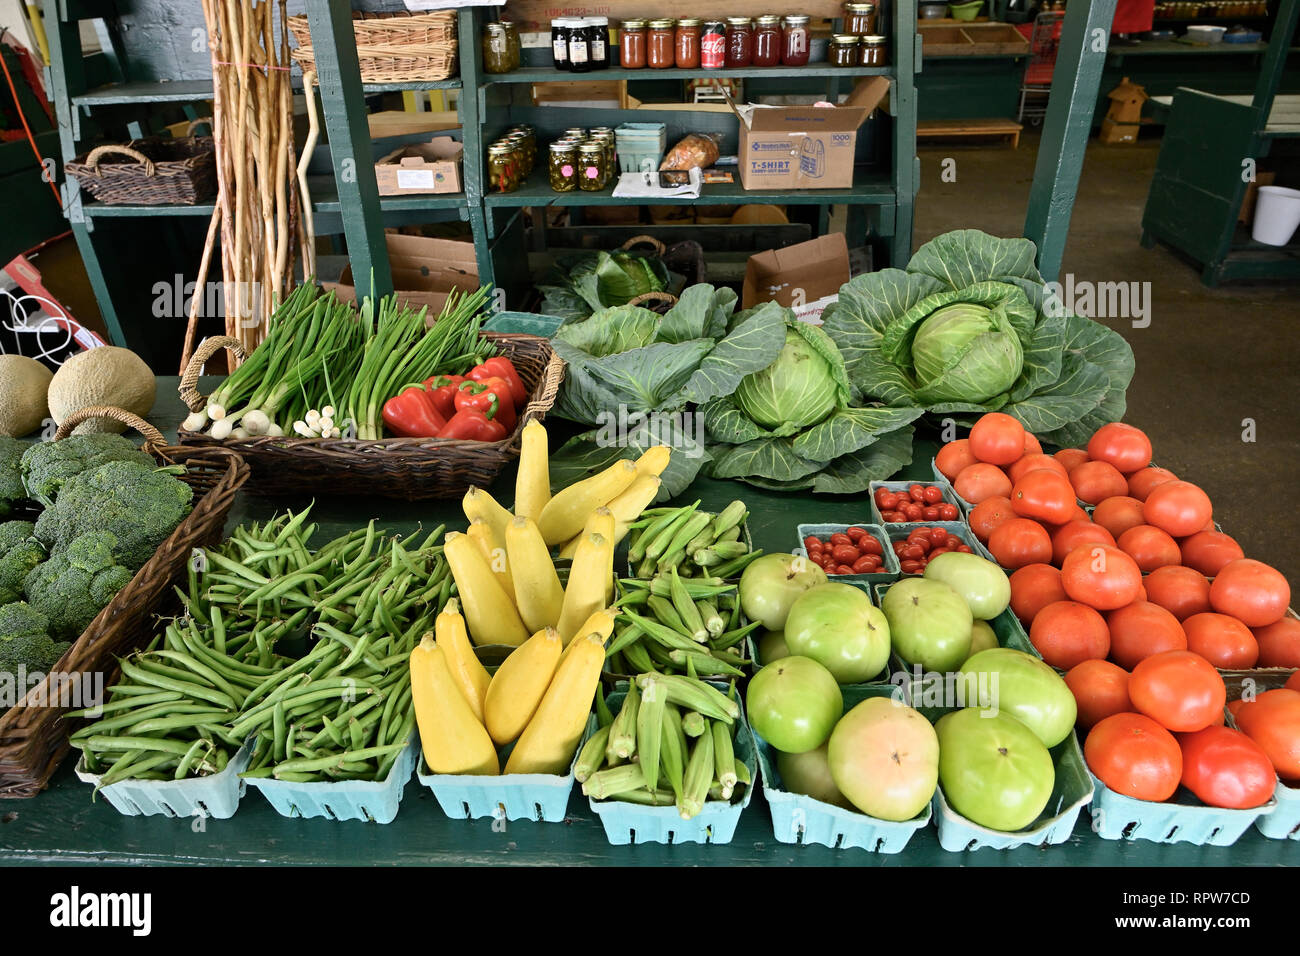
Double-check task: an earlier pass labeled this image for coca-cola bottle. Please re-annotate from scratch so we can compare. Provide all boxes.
[701,21,727,70]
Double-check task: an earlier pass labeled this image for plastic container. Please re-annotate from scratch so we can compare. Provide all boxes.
[882,521,995,569]
[948,1,984,20]
[483,310,567,337]
[1087,772,1275,846]
[755,684,931,853]
[1251,186,1300,247]
[1222,29,1263,43]
[74,740,252,819]
[1184,24,1227,43]
[795,522,900,587]
[245,734,418,823]
[587,684,757,846]
[615,122,667,174]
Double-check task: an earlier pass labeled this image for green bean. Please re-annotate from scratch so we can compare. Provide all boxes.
[149,650,247,707]
[118,658,236,709]
[71,702,224,739]
[129,712,237,736]
[203,552,271,585]
[173,739,211,779]
[66,690,182,719]
[80,735,202,756]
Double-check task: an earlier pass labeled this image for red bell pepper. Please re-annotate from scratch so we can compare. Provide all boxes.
[469,357,526,408]
[424,375,465,420]
[455,379,516,433]
[439,408,507,442]
[382,385,447,438]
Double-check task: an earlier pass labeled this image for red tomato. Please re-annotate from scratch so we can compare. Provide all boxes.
[1182,612,1260,669]
[1070,460,1130,505]
[1128,650,1227,733]
[830,533,853,547]
[937,502,960,521]
[1007,453,1070,484]
[967,495,1014,543]
[836,565,856,575]
[987,518,1053,570]
[1288,672,1300,693]
[968,413,1026,466]
[846,526,868,541]
[1011,469,1078,525]
[1143,481,1213,538]
[1207,559,1290,628]
[1030,600,1111,669]
[1144,566,1213,621]
[1009,563,1068,625]
[1051,521,1116,568]
[878,492,900,511]
[1086,713,1183,802]
[1106,601,1188,671]
[929,528,948,546]
[1091,496,1147,541]
[1060,544,1143,611]
[1233,689,1300,781]
[1023,432,1043,456]
[1178,726,1277,809]
[831,544,861,565]
[803,535,823,552]
[908,484,927,503]
[1252,617,1300,669]
[1127,466,1178,502]
[1179,531,1244,577]
[903,502,924,521]
[1054,448,1091,473]
[1087,423,1153,475]
[922,486,943,505]
[935,439,978,481]
[953,463,1013,505]
[852,555,881,574]
[1066,659,1132,730]
[1116,524,1182,574]
[857,535,883,556]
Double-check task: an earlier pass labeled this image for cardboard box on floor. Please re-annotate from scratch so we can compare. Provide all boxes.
[725,78,890,191]
[375,139,464,196]
[742,233,850,325]
[324,234,478,315]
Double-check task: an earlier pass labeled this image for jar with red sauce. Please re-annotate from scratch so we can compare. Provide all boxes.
[648,19,676,69]
[725,17,754,68]
[675,18,702,69]
[782,15,811,66]
[845,2,878,35]
[620,19,648,69]
[753,15,783,67]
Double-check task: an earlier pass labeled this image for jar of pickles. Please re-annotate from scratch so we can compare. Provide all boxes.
[488,144,521,193]
[506,132,535,176]
[648,19,676,69]
[483,23,519,74]
[844,3,878,36]
[860,35,886,67]
[549,142,578,192]
[830,34,861,66]
[578,142,606,191]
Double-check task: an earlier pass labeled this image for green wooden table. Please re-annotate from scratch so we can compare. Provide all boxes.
[1,380,1294,866]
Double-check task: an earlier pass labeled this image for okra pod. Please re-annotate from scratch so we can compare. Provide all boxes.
[660,705,686,803]
[712,719,738,799]
[607,681,640,761]
[582,763,653,800]
[669,569,708,642]
[678,726,714,820]
[682,710,707,738]
[637,677,667,792]
[574,725,610,783]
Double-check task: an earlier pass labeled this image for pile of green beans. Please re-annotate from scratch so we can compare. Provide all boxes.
[626,501,763,579]
[607,570,758,678]
[67,508,455,789]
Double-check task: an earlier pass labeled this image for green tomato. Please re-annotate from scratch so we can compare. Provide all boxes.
[776,743,853,810]
[747,656,842,754]
[881,577,973,672]
[828,696,939,821]
[923,552,1011,620]
[958,648,1077,748]
[965,620,999,662]
[740,553,828,631]
[784,583,891,684]
[758,629,790,665]
[936,707,1055,832]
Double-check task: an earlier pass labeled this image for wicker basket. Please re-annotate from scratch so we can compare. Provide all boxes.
[0,408,248,797]
[289,10,459,83]
[65,136,218,206]
[175,332,565,500]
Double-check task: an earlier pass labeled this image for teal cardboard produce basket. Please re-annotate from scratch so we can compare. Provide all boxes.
[75,740,252,820]
[245,734,418,824]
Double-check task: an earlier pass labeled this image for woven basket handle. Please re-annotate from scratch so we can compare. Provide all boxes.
[85,144,156,178]
[184,116,215,136]
[54,406,166,448]
[179,335,248,412]
[620,235,667,256]
[629,291,678,308]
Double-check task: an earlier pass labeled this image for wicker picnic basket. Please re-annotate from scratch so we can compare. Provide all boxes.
[0,408,248,797]
[175,332,565,500]
[65,134,218,206]
[289,10,459,83]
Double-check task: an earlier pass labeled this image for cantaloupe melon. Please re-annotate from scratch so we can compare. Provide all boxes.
[0,354,53,437]
[47,347,155,434]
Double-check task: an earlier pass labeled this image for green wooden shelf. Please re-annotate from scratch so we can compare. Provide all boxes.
[360,79,463,92]
[71,79,215,107]
[81,181,469,220]
[482,64,895,84]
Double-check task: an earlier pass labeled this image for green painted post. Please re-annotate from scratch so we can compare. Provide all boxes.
[891,0,918,266]
[1251,0,1299,121]
[1023,0,1118,283]
[304,0,392,301]
[459,8,495,294]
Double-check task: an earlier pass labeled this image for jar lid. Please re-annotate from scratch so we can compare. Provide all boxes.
[488,144,513,155]
[726,17,754,26]
[498,19,516,27]
[622,18,648,28]
[845,2,877,11]
[832,34,862,43]
[579,142,604,153]
[589,16,609,25]
[649,18,676,28]
[861,34,887,44]
[550,142,577,152]
[485,23,507,33]
[757,14,783,24]
[784,15,812,24]
[677,18,703,27]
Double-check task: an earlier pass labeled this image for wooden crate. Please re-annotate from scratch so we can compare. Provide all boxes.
[919,22,1031,56]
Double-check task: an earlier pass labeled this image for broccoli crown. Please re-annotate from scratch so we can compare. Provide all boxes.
[33,459,193,570]
[23,532,133,640]
[0,436,26,517]
[20,433,154,507]
[0,600,48,641]
[0,604,71,678]
[0,522,46,605]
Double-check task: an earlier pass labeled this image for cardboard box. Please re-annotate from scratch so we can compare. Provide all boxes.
[742,233,851,325]
[726,78,889,191]
[374,139,464,196]
[367,110,461,139]
[324,234,479,315]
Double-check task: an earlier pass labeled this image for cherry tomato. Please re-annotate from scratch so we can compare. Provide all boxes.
[945,535,962,550]
[1086,713,1182,802]
[987,518,1053,570]
[846,526,868,541]
[884,512,906,523]
[858,535,883,556]
[1143,481,1213,538]
[1209,558,1291,628]
[937,503,960,521]
[830,532,853,547]
[1179,531,1244,578]
[1060,544,1143,611]
[1116,524,1182,574]
[929,547,950,559]
[852,555,880,574]
[969,412,1026,466]
[929,528,949,547]
[878,492,900,512]
[903,502,924,521]
[874,488,894,507]
[920,506,938,521]
[892,541,908,556]
[836,565,856,576]
[1106,600,1188,670]
[1066,659,1132,730]
[803,535,823,552]
[1086,422,1153,475]
[954,463,1014,505]
[909,484,927,503]
[1144,566,1213,622]
[1070,460,1130,505]
[1128,650,1226,733]
[922,486,944,504]
[1030,600,1111,669]
[1091,496,1148,541]
[832,544,861,565]
[1127,466,1178,502]
[900,559,923,574]
[901,544,925,561]
[957,545,972,554]
[1182,612,1260,669]
[935,439,978,481]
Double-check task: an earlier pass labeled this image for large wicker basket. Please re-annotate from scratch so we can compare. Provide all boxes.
[0,408,248,797]
[176,332,565,500]
[289,10,459,84]
[65,136,218,206]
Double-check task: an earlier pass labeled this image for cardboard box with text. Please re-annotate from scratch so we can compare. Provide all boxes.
[743,233,851,325]
[324,234,479,315]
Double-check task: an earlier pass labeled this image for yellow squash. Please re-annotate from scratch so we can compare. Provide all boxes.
[585,507,616,604]
[556,531,611,645]
[462,486,513,544]
[560,607,616,662]
[467,517,514,598]
[409,638,499,776]
[504,631,606,775]
[505,515,565,633]
[514,421,551,521]
[434,598,491,724]
[635,445,672,478]
[605,474,663,546]
[484,627,562,746]
[536,459,638,546]
[443,532,530,647]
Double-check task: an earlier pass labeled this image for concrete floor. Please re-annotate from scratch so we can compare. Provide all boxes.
[917,132,1300,584]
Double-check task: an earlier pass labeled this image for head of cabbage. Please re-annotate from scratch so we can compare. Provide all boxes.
[734,324,850,431]
[908,301,1024,405]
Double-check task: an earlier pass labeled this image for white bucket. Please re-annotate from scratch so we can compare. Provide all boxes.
[1252,185,1300,246]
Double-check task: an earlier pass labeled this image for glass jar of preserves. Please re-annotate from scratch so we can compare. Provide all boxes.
[483,24,513,74]
[563,127,587,141]
[590,132,615,186]
[860,35,886,67]
[676,18,702,69]
[506,133,534,175]
[551,19,570,70]
[648,19,676,69]
[500,20,522,69]
[588,17,610,70]
[782,15,811,66]
[830,34,860,66]
[753,15,783,67]
[702,20,727,69]
[845,3,878,36]
[578,142,606,191]
[568,18,592,73]
[620,19,648,68]
[488,144,521,193]
[549,142,578,192]
[725,18,753,68]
